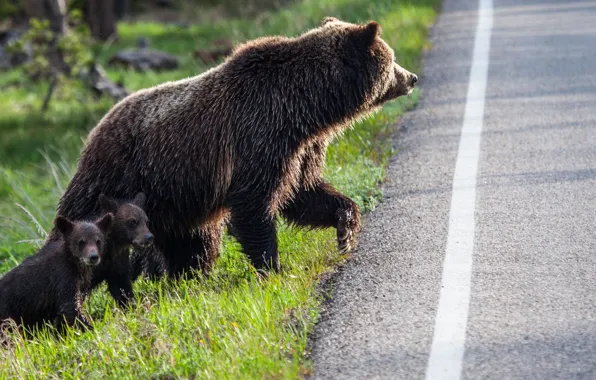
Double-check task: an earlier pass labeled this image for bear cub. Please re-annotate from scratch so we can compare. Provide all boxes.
[86,192,153,307]
[0,213,113,331]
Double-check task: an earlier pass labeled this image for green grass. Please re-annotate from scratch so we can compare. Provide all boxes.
[0,0,438,377]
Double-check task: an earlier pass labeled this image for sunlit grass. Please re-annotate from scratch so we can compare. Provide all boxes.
[0,0,437,377]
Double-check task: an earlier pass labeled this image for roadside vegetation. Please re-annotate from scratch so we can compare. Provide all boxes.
[0,0,438,377]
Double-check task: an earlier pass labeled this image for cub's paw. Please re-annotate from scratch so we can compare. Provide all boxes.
[336,203,361,253]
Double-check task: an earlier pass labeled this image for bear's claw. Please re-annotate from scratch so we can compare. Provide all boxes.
[336,205,361,253]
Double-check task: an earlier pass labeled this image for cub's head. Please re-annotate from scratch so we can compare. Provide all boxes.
[312,17,417,112]
[55,213,113,266]
[99,192,153,248]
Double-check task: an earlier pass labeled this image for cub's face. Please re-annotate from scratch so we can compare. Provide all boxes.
[99,192,154,248]
[114,203,153,248]
[55,213,113,266]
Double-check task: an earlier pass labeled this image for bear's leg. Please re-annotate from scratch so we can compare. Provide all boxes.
[130,245,165,282]
[281,181,361,252]
[162,235,205,279]
[106,253,134,308]
[229,209,280,272]
[199,220,225,275]
[162,223,224,279]
[55,298,91,332]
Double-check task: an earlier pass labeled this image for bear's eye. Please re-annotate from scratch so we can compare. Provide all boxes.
[78,239,85,249]
[96,239,101,248]
[129,219,138,228]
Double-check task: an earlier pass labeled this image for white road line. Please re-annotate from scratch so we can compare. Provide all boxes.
[424,0,493,379]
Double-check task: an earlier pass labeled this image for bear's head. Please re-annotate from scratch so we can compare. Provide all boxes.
[98,192,153,249]
[55,213,113,266]
[228,18,417,130]
[316,17,418,111]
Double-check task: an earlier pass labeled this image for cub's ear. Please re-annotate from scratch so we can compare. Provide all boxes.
[357,21,381,47]
[98,193,118,213]
[132,192,147,209]
[55,215,74,237]
[96,213,114,234]
[321,16,340,26]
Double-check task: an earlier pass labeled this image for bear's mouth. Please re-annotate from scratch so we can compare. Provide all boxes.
[133,240,153,249]
[133,242,148,249]
[375,84,409,105]
[82,257,101,266]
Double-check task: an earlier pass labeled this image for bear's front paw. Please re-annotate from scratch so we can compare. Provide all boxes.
[336,204,361,253]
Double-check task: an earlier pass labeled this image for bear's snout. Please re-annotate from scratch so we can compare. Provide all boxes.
[409,73,418,86]
[375,63,417,104]
[84,249,101,266]
[396,65,417,93]
[145,233,154,245]
[134,231,154,248]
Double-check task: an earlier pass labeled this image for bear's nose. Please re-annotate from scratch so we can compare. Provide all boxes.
[411,74,418,84]
[145,233,154,244]
[88,251,100,265]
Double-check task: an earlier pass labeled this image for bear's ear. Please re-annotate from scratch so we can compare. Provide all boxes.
[96,213,114,234]
[321,16,340,26]
[132,192,147,209]
[55,215,74,237]
[98,194,118,213]
[356,21,381,47]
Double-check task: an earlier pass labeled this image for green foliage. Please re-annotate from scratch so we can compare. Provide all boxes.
[6,10,93,111]
[7,18,53,79]
[0,0,438,376]
[0,0,20,19]
[58,10,93,75]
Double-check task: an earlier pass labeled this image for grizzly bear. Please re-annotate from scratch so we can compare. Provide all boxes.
[86,193,153,307]
[51,17,417,279]
[0,213,113,331]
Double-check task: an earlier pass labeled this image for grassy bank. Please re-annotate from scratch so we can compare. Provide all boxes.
[0,0,438,377]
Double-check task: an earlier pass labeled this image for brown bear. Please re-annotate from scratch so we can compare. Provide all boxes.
[0,213,113,331]
[86,193,153,307]
[52,17,417,279]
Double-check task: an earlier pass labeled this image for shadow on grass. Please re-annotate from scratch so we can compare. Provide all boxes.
[0,98,113,168]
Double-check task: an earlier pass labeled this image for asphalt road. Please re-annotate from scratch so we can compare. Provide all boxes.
[311,0,596,379]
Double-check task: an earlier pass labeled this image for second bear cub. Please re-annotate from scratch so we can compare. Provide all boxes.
[87,192,153,307]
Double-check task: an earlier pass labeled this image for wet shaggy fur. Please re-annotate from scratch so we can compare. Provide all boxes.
[0,214,113,331]
[86,193,153,307]
[53,17,418,278]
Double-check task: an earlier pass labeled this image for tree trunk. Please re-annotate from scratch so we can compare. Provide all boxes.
[114,0,130,20]
[24,0,67,34]
[88,0,117,41]
[24,0,68,111]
